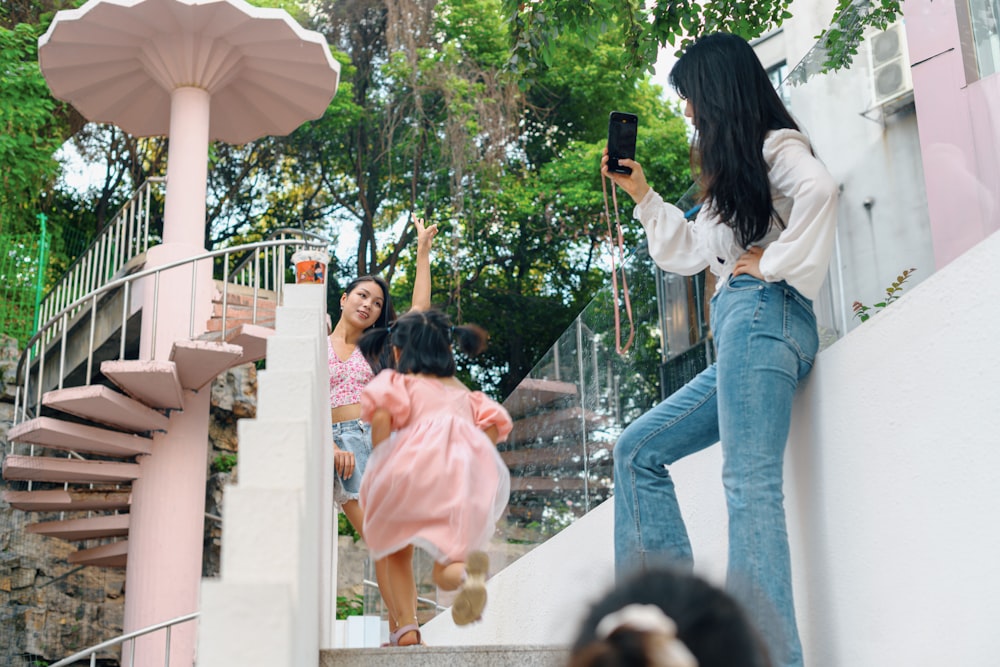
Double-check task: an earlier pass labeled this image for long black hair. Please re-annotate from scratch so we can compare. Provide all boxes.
[569,569,772,667]
[669,32,799,248]
[358,309,488,376]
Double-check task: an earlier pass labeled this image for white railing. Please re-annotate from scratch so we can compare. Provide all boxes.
[47,611,199,667]
[13,234,329,425]
[36,178,164,339]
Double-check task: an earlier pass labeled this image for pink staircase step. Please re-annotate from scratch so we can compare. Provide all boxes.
[43,385,169,433]
[102,359,185,410]
[223,323,273,364]
[28,514,130,541]
[7,417,151,457]
[3,455,140,484]
[3,488,131,512]
[68,540,128,568]
[211,300,277,317]
[170,339,244,390]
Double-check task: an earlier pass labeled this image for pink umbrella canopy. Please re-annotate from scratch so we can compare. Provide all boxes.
[38,0,340,144]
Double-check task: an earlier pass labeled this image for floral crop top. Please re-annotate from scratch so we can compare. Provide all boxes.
[328,338,375,409]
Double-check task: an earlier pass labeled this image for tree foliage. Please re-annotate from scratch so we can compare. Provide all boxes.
[0,22,62,233]
[502,0,903,85]
[4,0,694,398]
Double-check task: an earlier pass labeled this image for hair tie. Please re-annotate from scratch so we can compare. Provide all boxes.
[386,324,392,334]
[595,604,698,667]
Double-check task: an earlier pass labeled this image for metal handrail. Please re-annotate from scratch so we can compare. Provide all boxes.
[13,235,329,423]
[36,178,165,332]
[47,611,199,667]
[230,227,331,280]
[362,578,447,612]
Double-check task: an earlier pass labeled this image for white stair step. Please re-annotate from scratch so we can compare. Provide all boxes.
[3,488,131,512]
[7,416,152,457]
[43,385,169,433]
[68,540,128,568]
[3,455,140,484]
[28,514,129,541]
[170,339,244,391]
[102,359,185,410]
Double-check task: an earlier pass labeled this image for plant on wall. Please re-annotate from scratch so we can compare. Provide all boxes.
[852,268,916,322]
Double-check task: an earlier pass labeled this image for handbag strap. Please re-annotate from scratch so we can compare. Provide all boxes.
[601,174,636,355]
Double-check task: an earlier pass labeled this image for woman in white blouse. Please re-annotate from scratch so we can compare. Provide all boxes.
[602,32,838,667]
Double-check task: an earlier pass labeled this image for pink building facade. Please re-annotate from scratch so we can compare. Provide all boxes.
[904,0,1000,268]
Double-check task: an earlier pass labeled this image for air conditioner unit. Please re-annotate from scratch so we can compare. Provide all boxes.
[867,23,914,107]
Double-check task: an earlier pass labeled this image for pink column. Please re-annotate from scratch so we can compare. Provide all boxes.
[125,85,214,667]
[163,86,210,247]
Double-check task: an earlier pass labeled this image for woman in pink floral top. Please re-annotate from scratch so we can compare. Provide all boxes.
[328,217,436,644]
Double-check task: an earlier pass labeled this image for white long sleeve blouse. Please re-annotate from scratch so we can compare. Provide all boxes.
[633,128,839,301]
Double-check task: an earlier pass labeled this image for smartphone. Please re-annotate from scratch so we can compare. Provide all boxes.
[607,111,639,175]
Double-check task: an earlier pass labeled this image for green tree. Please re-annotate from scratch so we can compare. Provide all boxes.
[501,0,902,83]
[0,22,62,233]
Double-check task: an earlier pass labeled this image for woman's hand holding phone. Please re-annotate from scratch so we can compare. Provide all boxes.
[602,148,651,204]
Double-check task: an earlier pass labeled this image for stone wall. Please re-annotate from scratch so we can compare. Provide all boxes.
[0,334,127,665]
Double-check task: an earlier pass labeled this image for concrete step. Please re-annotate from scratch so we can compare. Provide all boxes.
[319,645,567,667]
[3,488,131,512]
[210,300,278,318]
[504,377,578,418]
[7,416,152,457]
[170,339,244,391]
[43,384,169,433]
[508,407,607,445]
[198,322,274,364]
[68,539,128,568]
[3,454,140,484]
[102,359,185,410]
[27,513,129,541]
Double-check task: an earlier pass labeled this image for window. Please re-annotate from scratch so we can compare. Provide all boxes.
[767,61,792,106]
[961,0,1000,79]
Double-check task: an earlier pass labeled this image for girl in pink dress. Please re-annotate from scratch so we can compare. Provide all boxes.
[358,309,513,644]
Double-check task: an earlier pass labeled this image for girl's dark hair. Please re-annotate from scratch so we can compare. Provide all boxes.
[341,275,395,331]
[569,569,772,667]
[357,309,488,376]
[669,32,800,248]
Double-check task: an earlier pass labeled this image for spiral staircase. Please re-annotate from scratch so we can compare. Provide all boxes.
[2,283,277,568]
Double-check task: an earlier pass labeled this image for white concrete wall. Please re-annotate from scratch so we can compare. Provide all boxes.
[198,284,336,665]
[425,230,1000,665]
[754,4,937,340]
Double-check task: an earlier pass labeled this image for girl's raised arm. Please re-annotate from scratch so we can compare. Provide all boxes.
[411,217,438,312]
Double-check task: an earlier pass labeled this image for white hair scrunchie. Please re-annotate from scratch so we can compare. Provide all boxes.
[594,604,699,667]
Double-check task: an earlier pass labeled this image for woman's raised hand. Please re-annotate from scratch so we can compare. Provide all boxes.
[601,147,651,204]
[415,216,439,252]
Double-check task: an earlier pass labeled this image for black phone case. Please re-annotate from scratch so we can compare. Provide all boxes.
[608,111,638,175]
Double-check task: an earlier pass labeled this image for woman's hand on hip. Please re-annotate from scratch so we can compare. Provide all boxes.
[601,147,651,204]
[732,246,765,280]
[333,446,356,479]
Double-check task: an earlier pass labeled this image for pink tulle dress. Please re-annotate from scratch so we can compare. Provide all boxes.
[359,369,513,563]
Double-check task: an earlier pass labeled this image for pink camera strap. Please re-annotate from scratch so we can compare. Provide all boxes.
[602,174,635,355]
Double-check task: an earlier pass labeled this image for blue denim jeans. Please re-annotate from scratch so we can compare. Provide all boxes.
[332,419,372,505]
[613,275,818,667]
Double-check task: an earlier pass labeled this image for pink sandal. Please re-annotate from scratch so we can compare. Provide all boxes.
[383,623,421,647]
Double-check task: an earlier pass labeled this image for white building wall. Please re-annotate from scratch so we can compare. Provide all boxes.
[754,4,937,341]
[424,229,1000,665]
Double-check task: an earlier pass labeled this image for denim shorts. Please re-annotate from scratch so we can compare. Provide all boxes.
[332,420,372,505]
